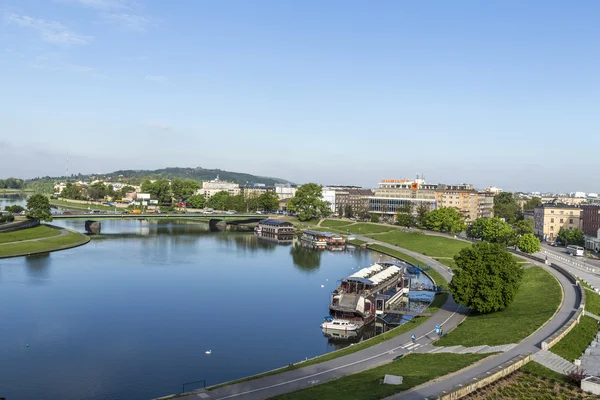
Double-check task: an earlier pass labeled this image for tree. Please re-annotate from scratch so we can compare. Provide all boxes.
[416,203,429,227]
[287,183,329,221]
[512,219,534,236]
[187,194,206,209]
[558,228,585,246]
[423,207,466,234]
[450,242,523,313]
[370,213,380,223]
[257,191,280,212]
[171,179,201,201]
[523,197,542,211]
[61,183,83,200]
[207,191,230,211]
[493,192,522,223]
[517,233,541,254]
[225,194,246,212]
[87,182,108,200]
[344,204,353,218]
[396,213,415,227]
[5,205,25,214]
[26,194,52,222]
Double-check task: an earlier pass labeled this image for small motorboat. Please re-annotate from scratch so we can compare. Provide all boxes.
[254,226,262,233]
[320,317,360,331]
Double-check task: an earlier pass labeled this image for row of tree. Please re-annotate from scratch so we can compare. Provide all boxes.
[0,178,25,189]
[186,190,280,212]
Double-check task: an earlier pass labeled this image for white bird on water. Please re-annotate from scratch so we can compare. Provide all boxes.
[205,350,212,355]
[320,285,324,288]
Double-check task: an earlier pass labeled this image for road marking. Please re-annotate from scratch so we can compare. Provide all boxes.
[214,305,462,399]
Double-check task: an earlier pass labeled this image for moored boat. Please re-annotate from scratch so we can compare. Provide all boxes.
[320,317,360,331]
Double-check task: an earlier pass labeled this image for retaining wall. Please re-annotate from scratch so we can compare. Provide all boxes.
[0,218,40,233]
[426,354,532,400]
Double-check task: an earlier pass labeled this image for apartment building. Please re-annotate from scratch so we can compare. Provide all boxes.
[369,179,439,217]
[582,204,600,251]
[198,176,240,199]
[533,204,582,242]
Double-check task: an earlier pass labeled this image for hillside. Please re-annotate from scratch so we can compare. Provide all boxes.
[55,167,291,186]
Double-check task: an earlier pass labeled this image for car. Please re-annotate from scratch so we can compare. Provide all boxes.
[63,211,72,215]
[255,211,262,214]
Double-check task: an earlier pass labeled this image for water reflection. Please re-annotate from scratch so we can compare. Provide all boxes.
[25,253,51,281]
[290,242,322,273]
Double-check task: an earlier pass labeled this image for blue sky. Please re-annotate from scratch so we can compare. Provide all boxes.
[1,1,599,192]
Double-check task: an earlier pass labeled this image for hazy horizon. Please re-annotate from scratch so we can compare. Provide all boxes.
[2,1,598,193]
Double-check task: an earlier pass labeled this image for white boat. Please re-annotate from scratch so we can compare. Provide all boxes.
[320,318,359,331]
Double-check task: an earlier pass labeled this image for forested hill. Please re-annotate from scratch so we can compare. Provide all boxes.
[103,167,291,186]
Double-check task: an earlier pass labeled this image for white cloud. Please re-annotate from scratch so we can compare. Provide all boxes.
[145,74,168,84]
[5,13,92,45]
[101,12,150,31]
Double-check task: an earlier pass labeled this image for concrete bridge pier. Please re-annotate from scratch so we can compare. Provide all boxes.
[209,219,226,232]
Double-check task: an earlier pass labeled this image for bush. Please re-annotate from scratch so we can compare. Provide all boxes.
[0,214,15,223]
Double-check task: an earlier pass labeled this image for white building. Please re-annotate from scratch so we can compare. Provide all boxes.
[275,184,297,200]
[484,186,503,194]
[322,188,338,214]
[197,176,240,199]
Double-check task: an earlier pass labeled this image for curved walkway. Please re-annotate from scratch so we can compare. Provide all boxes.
[177,239,466,400]
[387,254,580,399]
[175,237,579,400]
[0,226,89,259]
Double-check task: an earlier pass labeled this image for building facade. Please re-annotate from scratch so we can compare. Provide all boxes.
[198,176,240,199]
[369,179,438,218]
[533,204,582,242]
[477,193,495,219]
[275,184,297,200]
[435,184,479,222]
[582,204,600,251]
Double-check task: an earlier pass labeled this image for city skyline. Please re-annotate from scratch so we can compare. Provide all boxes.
[2,1,599,192]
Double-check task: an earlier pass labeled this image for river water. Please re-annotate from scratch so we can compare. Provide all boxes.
[0,200,432,400]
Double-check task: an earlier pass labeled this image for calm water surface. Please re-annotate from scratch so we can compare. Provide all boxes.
[0,217,430,400]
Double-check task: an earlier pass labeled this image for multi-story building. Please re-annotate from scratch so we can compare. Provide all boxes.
[198,176,240,199]
[275,184,297,200]
[435,184,479,222]
[533,204,582,242]
[477,193,495,219]
[369,179,439,218]
[347,189,373,217]
[541,196,587,207]
[240,184,274,198]
[582,204,600,251]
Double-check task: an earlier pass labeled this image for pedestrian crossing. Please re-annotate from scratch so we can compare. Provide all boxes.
[401,342,422,351]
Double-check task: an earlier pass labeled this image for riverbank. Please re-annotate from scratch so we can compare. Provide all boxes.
[0,225,90,258]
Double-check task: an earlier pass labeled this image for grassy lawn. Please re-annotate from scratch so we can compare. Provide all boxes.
[550,316,597,362]
[270,353,488,400]
[584,289,600,316]
[370,231,469,258]
[343,223,394,235]
[0,230,89,257]
[320,219,354,228]
[463,367,591,399]
[0,226,61,244]
[366,244,449,290]
[432,257,458,270]
[520,361,570,382]
[51,199,126,211]
[436,267,562,346]
[579,279,593,290]
[348,239,367,246]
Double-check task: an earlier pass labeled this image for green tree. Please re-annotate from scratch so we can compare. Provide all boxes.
[344,204,353,218]
[512,219,534,236]
[257,191,280,212]
[61,183,83,200]
[396,213,415,227]
[288,183,329,221]
[207,191,230,211]
[225,194,246,212]
[558,228,585,246]
[26,194,52,222]
[370,213,380,223]
[415,203,429,227]
[493,192,522,223]
[423,207,466,234]
[171,179,201,201]
[523,197,542,211]
[467,217,515,246]
[5,205,25,213]
[187,194,206,209]
[450,242,523,313]
[87,182,108,200]
[153,179,172,203]
[517,233,541,254]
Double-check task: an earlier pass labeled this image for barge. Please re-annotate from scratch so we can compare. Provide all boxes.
[301,230,346,247]
[328,262,411,324]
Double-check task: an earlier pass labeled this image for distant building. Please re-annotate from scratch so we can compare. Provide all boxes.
[582,204,600,252]
[369,179,438,218]
[275,184,297,200]
[541,196,587,207]
[477,193,495,219]
[198,176,240,199]
[533,204,582,242]
[484,186,503,194]
[435,184,480,222]
[240,184,274,198]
